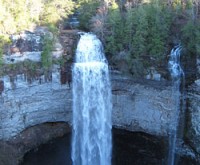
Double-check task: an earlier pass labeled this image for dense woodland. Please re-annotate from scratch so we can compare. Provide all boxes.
[77,0,200,76]
[0,0,200,77]
[0,0,75,70]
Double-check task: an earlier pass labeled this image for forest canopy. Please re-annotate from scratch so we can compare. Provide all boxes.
[0,0,75,67]
[76,0,200,76]
[0,0,200,77]
[0,0,75,34]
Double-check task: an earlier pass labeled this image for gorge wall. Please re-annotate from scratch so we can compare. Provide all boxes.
[0,28,200,162]
[0,67,71,140]
[0,64,200,163]
[0,69,175,140]
[187,82,200,154]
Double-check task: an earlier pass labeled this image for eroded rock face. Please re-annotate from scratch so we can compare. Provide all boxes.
[3,26,64,64]
[0,80,4,95]
[0,70,176,140]
[0,66,72,140]
[1,67,200,161]
[187,84,200,154]
[111,73,174,136]
[9,27,48,54]
[0,122,71,165]
[197,58,200,79]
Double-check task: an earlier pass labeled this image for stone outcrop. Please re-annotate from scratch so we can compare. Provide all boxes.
[0,122,71,165]
[0,66,199,162]
[187,83,200,155]
[111,72,174,136]
[59,29,79,58]
[0,69,176,140]
[3,26,64,64]
[0,28,79,141]
[0,65,72,140]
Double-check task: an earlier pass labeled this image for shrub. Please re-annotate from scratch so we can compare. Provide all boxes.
[41,35,53,70]
[181,20,200,57]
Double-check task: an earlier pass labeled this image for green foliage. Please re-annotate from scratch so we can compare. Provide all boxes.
[145,3,172,60]
[0,43,3,67]
[0,0,40,33]
[41,35,53,70]
[0,35,11,67]
[76,0,101,30]
[105,3,125,54]
[129,58,145,77]
[0,48,3,67]
[0,0,199,77]
[181,20,200,57]
[0,0,75,70]
[104,0,172,62]
[47,24,59,36]
[0,0,75,34]
[22,60,40,72]
[40,0,75,25]
[131,6,148,58]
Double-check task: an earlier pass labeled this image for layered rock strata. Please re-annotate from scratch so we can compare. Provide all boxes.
[0,70,175,140]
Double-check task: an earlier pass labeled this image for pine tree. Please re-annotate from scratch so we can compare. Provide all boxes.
[105,2,124,54]
[131,6,148,58]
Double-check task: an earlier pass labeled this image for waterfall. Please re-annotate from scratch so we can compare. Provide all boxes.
[168,45,185,165]
[71,33,112,165]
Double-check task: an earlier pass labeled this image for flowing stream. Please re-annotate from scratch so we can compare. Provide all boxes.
[71,33,112,165]
[168,45,185,165]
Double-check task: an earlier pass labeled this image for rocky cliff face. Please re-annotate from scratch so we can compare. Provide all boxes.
[111,73,174,136]
[0,69,176,140]
[0,28,200,162]
[187,83,200,155]
[0,66,200,163]
[0,66,72,140]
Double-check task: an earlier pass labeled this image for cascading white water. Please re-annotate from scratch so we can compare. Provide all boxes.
[168,45,184,165]
[71,33,112,165]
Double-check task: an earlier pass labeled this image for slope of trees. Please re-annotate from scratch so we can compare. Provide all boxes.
[0,0,75,35]
[0,0,75,69]
[75,0,101,30]
[87,0,200,76]
[0,0,200,77]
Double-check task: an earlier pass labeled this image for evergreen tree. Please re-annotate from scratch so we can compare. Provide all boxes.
[131,6,148,58]
[145,2,171,61]
[76,0,101,30]
[40,0,75,25]
[41,34,53,69]
[181,20,200,57]
[105,2,125,54]
[0,0,75,34]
